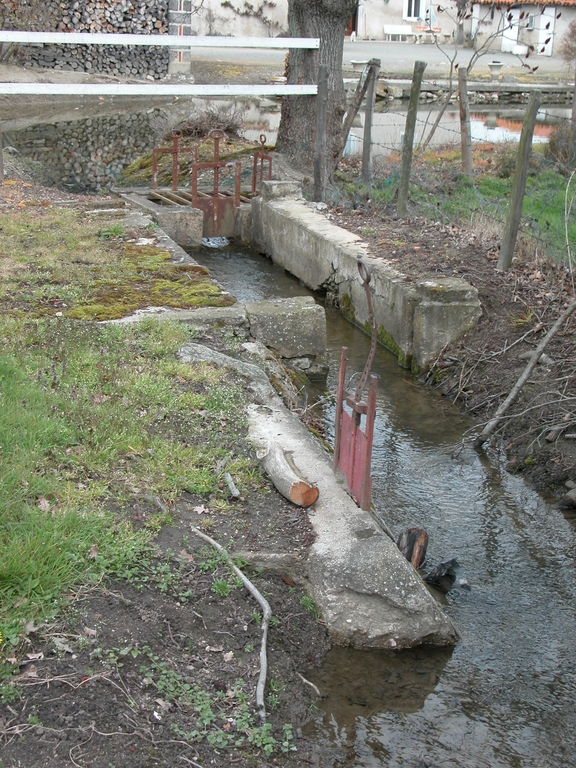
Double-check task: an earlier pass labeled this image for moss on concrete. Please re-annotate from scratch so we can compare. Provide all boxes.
[377,324,411,369]
[340,293,356,322]
[65,245,234,321]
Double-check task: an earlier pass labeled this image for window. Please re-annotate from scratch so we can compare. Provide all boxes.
[527,13,535,30]
[404,0,421,20]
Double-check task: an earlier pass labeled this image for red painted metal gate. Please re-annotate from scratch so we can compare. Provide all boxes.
[333,259,379,511]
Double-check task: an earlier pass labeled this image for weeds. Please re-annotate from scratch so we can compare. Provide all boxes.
[135,650,296,756]
[97,222,125,239]
[300,595,321,620]
[0,317,250,656]
[362,146,576,263]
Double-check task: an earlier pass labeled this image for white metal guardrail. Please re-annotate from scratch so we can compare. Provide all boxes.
[0,32,319,96]
[0,31,319,49]
[0,83,318,95]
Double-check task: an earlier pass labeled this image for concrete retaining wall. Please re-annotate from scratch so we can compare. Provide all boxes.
[250,181,482,370]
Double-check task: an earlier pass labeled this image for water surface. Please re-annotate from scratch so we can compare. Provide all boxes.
[194,240,576,768]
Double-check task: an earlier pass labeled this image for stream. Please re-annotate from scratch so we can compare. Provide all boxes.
[193,239,576,768]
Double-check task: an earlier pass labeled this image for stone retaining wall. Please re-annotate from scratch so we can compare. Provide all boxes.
[250,181,482,370]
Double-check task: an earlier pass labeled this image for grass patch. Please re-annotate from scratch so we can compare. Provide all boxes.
[368,145,576,262]
[119,134,258,188]
[0,316,252,657]
[0,207,234,320]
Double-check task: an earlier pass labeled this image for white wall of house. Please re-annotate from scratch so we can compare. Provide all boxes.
[190,0,460,40]
[471,3,576,57]
[192,1,288,37]
[186,0,573,54]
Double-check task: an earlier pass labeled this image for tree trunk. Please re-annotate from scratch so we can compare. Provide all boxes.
[276,0,357,174]
[572,63,576,124]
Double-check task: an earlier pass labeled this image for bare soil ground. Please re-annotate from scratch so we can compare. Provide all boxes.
[1,485,328,768]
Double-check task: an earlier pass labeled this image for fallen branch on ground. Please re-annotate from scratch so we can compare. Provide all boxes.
[295,671,322,699]
[189,526,271,722]
[474,296,576,448]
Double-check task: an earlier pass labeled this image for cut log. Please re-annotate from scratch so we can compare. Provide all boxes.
[257,440,319,507]
[396,527,429,569]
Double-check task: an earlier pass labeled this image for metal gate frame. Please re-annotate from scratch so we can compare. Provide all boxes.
[333,259,379,511]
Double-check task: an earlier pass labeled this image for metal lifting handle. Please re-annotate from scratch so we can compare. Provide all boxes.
[354,258,378,402]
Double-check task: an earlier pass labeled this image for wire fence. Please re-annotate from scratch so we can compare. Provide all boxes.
[4,78,576,267]
[340,94,576,266]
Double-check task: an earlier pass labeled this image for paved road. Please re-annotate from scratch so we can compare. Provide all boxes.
[342,39,568,80]
[190,39,570,82]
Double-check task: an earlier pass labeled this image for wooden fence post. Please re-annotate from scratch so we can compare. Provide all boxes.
[397,60,427,218]
[362,59,380,184]
[497,91,541,271]
[458,67,472,175]
[314,64,328,203]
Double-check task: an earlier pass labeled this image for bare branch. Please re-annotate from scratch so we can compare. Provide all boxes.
[190,526,272,722]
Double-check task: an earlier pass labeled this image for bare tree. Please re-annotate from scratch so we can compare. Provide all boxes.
[419,3,543,152]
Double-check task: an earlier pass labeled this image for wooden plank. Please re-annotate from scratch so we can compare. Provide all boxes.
[0,31,319,48]
[149,191,180,206]
[497,91,541,271]
[162,191,192,205]
[0,83,317,96]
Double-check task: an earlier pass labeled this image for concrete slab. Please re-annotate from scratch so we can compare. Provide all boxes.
[245,296,327,358]
[178,342,459,650]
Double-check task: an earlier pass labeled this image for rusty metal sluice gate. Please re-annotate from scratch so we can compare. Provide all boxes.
[333,259,379,512]
[148,129,272,237]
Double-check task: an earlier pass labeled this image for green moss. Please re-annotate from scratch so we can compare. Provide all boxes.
[377,325,411,369]
[340,293,355,322]
[54,244,233,321]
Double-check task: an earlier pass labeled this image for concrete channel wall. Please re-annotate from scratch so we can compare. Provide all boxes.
[116,204,459,648]
[249,181,482,371]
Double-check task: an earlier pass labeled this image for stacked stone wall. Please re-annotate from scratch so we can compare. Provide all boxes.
[16,0,170,80]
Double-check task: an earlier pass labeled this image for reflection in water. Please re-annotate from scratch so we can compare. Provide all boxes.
[193,242,576,768]
[309,645,452,718]
[5,98,569,193]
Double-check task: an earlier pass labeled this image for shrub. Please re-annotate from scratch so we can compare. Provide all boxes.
[546,121,576,174]
[168,103,245,139]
